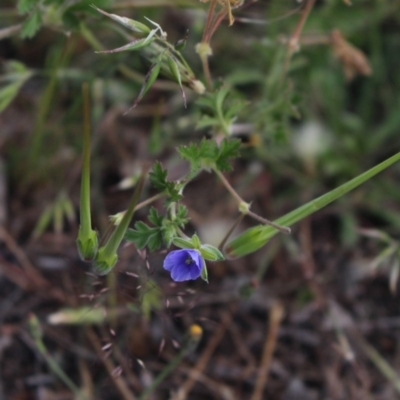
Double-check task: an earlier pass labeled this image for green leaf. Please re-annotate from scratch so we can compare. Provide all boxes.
[148,207,164,227]
[149,162,168,190]
[178,138,240,173]
[20,8,42,39]
[215,139,241,171]
[4,60,29,74]
[149,162,182,205]
[196,115,219,130]
[161,222,178,247]
[195,85,246,135]
[178,139,218,172]
[125,222,163,251]
[18,0,39,13]
[96,37,155,55]
[0,80,26,113]
[175,204,188,227]
[225,151,400,258]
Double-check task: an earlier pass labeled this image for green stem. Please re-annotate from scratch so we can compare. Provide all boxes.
[214,169,290,234]
[226,151,400,258]
[214,168,243,204]
[77,83,98,261]
[137,339,197,400]
[247,210,291,234]
[105,172,146,254]
[29,315,88,400]
[218,213,244,250]
[80,83,92,238]
[94,170,147,274]
[276,152,400,228]
[80,22,103,52]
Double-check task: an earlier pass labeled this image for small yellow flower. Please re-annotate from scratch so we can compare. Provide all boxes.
[188,324,203,340]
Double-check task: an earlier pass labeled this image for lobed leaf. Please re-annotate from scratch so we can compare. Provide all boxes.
[17,0,39,14]
[20,8,42,38]
[125,222,163,251]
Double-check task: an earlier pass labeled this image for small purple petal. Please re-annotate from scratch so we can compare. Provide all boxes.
[163,249,203,282]
[163,250,186,271]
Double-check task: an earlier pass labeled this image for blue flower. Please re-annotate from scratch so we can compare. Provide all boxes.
[163,249,203,282]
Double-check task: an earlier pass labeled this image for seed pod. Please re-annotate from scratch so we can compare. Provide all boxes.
[174,30,189,51]
[125,61,161,113]
[225,225,275,258]
[96,37,155,54]
[199,244,224,261]
[167,56,187,107]
[93,6,151,34]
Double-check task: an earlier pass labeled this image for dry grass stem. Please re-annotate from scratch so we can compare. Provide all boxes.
[175,306,236,400]
[250,303,284,400]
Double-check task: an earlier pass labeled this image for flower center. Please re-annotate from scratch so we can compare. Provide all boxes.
[185,256,194,265]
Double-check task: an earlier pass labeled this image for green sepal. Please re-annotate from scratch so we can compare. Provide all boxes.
[191,234,201,249]
[167,56,186,107]
[77,227,98,261]
[125,61,161,112]
[174,30,188,51]
[173,237,194,249]
[20,8,42,38]
[162,222,177,247]
[200,260,208,283]
[142,62,161,96]
[200,244,224,261]
[92,6,151,34]
[96,37,155,54]
[93,246,118,275]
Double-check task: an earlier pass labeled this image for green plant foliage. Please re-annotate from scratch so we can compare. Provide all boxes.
[20,8,42,38]
[149,162,182,204]
[17,0,39,13]
[125,205,189,251]
[226,151,400,258]
[178,138,241,173]
[196,85,247,135]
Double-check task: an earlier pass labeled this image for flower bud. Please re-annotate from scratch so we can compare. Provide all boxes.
[225,225,276,258]
[199,244,224,261]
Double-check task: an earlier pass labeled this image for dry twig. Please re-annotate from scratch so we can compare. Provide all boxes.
[250,303,284,400]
